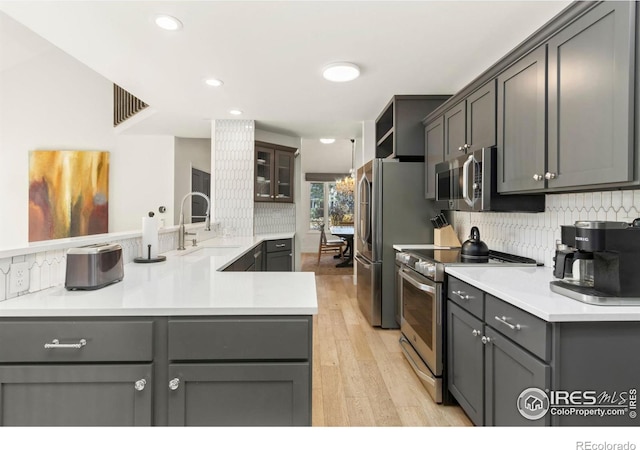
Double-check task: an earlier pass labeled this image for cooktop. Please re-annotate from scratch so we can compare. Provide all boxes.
[402,248,539,266]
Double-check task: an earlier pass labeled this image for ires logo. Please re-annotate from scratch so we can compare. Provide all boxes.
[517,388,638,421]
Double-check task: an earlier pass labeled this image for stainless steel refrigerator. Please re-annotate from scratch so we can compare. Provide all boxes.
[354,159,438,328]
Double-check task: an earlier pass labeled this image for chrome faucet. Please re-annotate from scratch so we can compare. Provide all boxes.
[178,192,211,250]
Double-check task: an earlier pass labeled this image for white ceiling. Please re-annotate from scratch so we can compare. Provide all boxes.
[0,0,571,140]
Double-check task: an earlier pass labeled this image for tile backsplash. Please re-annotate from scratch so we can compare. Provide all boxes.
[450,189,640,268]
[254,203,296,234]
[0,230,178,302]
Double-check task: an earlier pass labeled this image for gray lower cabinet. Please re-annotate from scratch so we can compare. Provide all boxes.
[167,362,309,426]
[447,302,484,425]
[447,278,551,426]
[484,326,550,426]
[166,316,312,426]
[265,239,293,271]
[447,276,640,427]
[0,315,312,426]
[0,364,152,426]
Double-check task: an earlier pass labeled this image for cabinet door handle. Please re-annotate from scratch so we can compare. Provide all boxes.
[494,315,521,331]
[169,378,180,391]
[544,172,557,180]
[532,173,543,181]
[472,329,480,337]
[44,338,87,349]
[481,336,492,345]
[452,290,470,300]
[134,379,147,391]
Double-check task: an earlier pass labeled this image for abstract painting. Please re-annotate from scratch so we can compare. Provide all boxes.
[29,150,109,242]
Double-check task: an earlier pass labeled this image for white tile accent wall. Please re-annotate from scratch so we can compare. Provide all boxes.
[450,190,640,268]
[212,119,255,237]
[0,231,178,302]
[254,203,296,234]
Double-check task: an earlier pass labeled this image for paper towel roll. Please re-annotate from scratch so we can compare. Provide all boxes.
[142,216,159,259]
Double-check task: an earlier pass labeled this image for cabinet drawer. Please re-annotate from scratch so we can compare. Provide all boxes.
[0,320,153,363]
[265,239,292,253]
[447,277,484,319]
[168,317,311,361]
[485,295,550,361]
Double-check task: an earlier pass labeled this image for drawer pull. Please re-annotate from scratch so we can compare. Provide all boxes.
[452,290,470,300]
[494,315,521,331]
[134,379,147,391]
[169,378,180,391]
[44,338,87,349]
[275,243,286,248]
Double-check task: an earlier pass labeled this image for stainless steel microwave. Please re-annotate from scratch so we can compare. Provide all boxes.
[434,147,545,212]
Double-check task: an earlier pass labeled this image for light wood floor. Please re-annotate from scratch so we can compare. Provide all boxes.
[309,256,473,426]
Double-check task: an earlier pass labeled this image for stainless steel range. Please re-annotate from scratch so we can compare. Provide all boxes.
[395,246,538,403]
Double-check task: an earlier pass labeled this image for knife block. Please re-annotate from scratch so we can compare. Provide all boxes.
[434,225,462,247]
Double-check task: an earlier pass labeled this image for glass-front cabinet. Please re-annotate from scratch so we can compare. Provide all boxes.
[255,141,295,203]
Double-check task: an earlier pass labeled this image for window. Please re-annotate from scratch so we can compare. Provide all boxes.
[309,182,335,230]
[309,177,354,230]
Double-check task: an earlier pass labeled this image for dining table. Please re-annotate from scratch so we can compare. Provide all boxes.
[329,225,354,268]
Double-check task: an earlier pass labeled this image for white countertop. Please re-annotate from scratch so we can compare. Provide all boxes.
[0,233,318,317]
[445,266,640,322]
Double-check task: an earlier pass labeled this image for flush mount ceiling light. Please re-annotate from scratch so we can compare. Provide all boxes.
[204,78,224,87]
[154,14,183,31]
[229,109,243,115]
[320,138,335,144]
[322,62,360,82]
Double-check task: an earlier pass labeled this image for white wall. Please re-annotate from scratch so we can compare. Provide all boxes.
[174,137,211,225]
[298,138,353,252]
[0,17,175,249]
[111,134,175,231]
[255,129,301,149]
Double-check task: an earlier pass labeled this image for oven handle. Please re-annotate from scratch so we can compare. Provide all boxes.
[399,268,436,294]
[399,336,437,388]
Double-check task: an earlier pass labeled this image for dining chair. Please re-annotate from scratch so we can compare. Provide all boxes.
[317,223,345,265]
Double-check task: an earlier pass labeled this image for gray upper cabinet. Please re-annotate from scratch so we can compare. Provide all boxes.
[376,95,450,160]
[547,1,635,189]
[444,100,466,160]
[424,116,444,199]
[443,80,496,161]
[466,80,496,152]
[497,45,547,193]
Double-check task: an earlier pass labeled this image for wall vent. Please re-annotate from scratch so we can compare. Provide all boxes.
[113,84,148,127]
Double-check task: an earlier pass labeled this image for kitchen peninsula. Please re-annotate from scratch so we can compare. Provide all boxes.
[0,235,317,426]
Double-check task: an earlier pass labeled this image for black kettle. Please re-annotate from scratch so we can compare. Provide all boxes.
[461,227,489,262]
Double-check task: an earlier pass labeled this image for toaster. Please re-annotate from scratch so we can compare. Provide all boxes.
[65,243,124,290]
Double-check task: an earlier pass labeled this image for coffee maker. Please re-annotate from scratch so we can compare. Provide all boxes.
[551,220,640,305]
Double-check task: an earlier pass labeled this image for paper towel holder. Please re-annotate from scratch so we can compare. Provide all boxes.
[134,211,167,263]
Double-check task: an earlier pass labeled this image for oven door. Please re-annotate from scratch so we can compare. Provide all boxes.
[399,267,442,377]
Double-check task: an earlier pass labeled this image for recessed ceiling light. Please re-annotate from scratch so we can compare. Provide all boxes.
[322,62,360,82]
[204,78,224,87]
[320,138,336,144]
[229,109,243,115]
[154,14,183,31]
